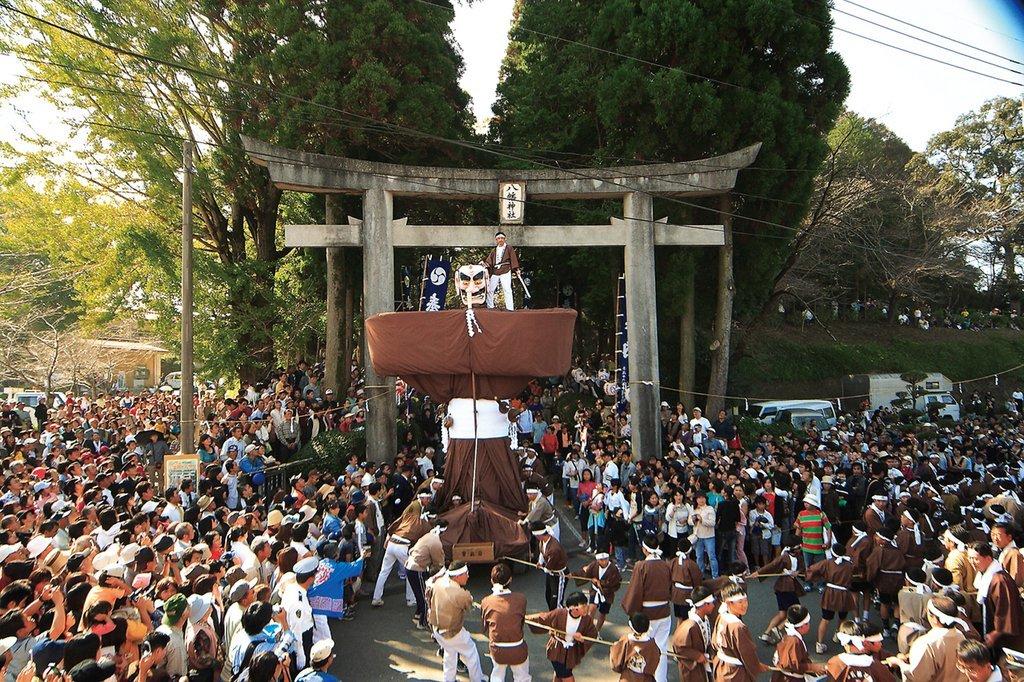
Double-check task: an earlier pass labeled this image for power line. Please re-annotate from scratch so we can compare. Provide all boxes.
[826,20,1024,87]
[832,5,1023,75]
[2,1,983,266]
[838,0,1024,61]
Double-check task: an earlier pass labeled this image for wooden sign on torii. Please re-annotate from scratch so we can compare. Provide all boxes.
[241,137,761,464]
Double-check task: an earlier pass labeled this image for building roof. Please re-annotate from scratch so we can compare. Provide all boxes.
[85,339,169,354]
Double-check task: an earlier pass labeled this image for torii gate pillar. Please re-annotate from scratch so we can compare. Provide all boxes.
[362,187,397,460]
[624,192,660,462]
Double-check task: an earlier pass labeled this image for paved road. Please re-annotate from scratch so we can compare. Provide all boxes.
[329,502,842,680]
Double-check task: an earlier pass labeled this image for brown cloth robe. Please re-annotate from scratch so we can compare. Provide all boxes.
[365,309,576,557]
[981,569,1024,653]
[672,614,712,682]
[825,652,896,682]
[863,506,886,535]
[999,545,1024,589]
[671,556,704,605]
[806,557,856,613]
[609,634,661,682]
[756,550,806,598]
[771,634,813,682]
[480,589,529,666]
[483,244,520,276]
[621,558,673,621]
[577,560,622,604]
[902,626,965,682]
[865,541,905,596]
[713,613,763,682]
[527,608,597,669]
[538,536,568,573]
[897,527,925,571]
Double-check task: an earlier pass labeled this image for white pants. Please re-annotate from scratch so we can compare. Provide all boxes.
[649,615,671,682]
[486,271,514,310]
[372,539,415,603]
[433,628,485,682]
[490,659,530,682]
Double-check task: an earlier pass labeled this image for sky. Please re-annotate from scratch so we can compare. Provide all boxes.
[451,0,1024,151]
[1,0,1023,154]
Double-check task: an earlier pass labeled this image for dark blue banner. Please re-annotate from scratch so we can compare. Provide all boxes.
[419,258,451,311]
[616,274,628,413]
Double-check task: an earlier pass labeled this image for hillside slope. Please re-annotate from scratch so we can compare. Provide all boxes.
[732,323,1024,401]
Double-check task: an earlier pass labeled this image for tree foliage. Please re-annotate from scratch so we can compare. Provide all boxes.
[3,0,475,380]
[488,0,849,384]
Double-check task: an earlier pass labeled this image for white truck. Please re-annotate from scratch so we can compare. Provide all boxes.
[840,372,960,420]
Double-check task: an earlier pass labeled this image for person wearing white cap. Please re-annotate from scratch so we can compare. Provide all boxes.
[295,638,338,682]
[620,532,672,682]
[282,556,319,669]
[670,586,716,682]
[185,593,218,680]
[427,562,484,682]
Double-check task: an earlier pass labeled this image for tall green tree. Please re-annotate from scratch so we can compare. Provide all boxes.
[4,0,474,380]
[927,96,1024,308]
[489,0,849,399]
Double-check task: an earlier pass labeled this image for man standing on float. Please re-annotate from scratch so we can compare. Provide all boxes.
[482,231,519,310]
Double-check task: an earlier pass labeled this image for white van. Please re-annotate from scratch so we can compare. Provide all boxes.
[747,399,838,427]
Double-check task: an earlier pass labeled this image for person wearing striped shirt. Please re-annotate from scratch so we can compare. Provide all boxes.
[794,494,832,587]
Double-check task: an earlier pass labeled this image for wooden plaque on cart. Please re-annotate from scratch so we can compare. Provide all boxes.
[452,542,495,564]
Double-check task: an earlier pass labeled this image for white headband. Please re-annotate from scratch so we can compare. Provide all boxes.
[526,488,540,495]
[447,565,469,577]
[643,542,663,558]
[927,600,969,631]
[723,593,748,603]
[863,633,884,643]
[837,633,865,648]
[872,495,888,501]
[531,528,548,536]
[690,594,715,608]
[595,552,610,560]
[789,614,810,628]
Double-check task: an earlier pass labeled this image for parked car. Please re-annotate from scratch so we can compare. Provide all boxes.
[747,399,838,428]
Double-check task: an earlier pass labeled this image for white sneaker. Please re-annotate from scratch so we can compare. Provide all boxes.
[815,642,828,655]
[371,599,384,607]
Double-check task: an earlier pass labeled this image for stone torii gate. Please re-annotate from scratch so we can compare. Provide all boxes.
[241,136,760,464]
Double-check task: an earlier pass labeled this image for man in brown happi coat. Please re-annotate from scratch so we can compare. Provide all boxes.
[771,605,825,682]
[609,613,661,682]
[885,596,966,682]
[712,583,768,682]
[968,541,1024,656]
[670,539,703,619]
[621,533,673,682]
[866,524,906,637]
[805,542,856,655]
[533,522,568,610]
[482,231,520,310]
[992,521,1024,589]
[481,563,529,682]
[527,591,598,682]
[577,551,622,632]
[671,587,716,682]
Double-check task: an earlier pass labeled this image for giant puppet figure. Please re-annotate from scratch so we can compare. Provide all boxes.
[365,264,576,558]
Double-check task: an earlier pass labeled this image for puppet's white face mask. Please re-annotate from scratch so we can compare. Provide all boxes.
[455,264,488,307]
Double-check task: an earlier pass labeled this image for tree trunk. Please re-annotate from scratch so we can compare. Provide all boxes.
[886,290,898,325]
[1003,236,1019,308]
[324,194,345,392]
[678,255,695,405]
[706,194,735,416]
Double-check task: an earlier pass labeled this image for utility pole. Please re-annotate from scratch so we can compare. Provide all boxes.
[180,141,195,455]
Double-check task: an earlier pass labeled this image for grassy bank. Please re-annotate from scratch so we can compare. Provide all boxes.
[732,323,1024,400]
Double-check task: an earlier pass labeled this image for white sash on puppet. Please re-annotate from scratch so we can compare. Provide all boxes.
[446,399,511,440]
